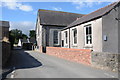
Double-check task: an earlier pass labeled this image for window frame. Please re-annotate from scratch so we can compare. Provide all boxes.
[72,28,77,45]
[53,30,61,46]
[64,31,68,44]
[84,24,92,46]
[53,30,59,45]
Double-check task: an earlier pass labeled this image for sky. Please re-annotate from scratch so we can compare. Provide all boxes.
[0,0,117,36]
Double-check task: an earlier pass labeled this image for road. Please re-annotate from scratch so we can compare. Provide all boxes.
[5,49,118,78]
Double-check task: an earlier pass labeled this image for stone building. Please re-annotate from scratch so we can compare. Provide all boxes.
[36,9,84,52]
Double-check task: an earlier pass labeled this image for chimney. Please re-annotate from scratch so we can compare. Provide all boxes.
[76,17,80,20]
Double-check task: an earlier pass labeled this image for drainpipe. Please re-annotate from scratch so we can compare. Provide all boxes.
[69,28,70,48]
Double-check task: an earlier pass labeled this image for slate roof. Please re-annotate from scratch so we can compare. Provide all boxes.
[38,9,84,26]
[62,1,119,30]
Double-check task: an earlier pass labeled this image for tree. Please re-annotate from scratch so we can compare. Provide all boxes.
[22,34,28,39]
[9,29,22,44]
[29,30,36,38]
[9,31,15,49]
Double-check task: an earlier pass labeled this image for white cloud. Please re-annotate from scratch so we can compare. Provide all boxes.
[1,0,119,2]
[19,4,33,12]
[2,0,33,12]
[0,2,2,7]
[10,21,35,36]
[73,2,97,10]
[33,10,37,15]
[71,0,118,10]
[70,0,118,2]
[52,7,62,11]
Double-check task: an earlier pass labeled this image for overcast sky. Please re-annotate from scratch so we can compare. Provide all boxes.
[0,0,118,35]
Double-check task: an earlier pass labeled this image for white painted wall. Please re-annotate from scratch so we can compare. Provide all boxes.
[36,16,42,48]
[61,18,103,52]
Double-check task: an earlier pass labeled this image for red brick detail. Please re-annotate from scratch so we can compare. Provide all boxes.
[46,47,91,65]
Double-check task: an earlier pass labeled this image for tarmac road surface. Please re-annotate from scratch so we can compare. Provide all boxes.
[6,50,118,78]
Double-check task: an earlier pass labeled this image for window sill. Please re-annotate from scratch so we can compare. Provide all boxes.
[72,44,78,47]
[84,45,93,48]
[54,44,59,45]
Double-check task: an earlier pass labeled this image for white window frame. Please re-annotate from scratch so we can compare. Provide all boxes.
[53,30,60,45]
[64,31,68,45]
[84,24,92,46]
[72,28,77,45]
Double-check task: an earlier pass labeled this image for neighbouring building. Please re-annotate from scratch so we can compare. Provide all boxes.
[18,39,22,47]
[61,1,120,53]
[29,37,36,50]
[0,21,10,42]
[36,9,84,52]
[21,38,36,50]
[29,37,36,45]
[0,21,11,67]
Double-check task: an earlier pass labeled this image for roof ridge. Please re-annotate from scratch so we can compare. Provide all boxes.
[77,2,117,20]
[38,9,85,15]
[62,1,119,30]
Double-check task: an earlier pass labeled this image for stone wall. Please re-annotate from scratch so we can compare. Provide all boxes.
[91,52,120,72]
[0,41,2,68]
[46,47,91,65]
[2,41,11,67]
[0,21,11,67]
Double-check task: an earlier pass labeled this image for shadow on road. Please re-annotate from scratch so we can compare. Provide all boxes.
[2,49,42,79]
[9,49,42,69]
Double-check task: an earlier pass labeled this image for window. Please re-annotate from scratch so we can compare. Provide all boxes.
[62,40,64,47]
[64,31,68,44]
[84,25,92,45]
[72,28,77,44]
[53,30,58,44]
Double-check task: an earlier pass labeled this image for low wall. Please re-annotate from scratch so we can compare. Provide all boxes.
[46,47,91,65]
[91,52,120,71]
[39,47,119,71]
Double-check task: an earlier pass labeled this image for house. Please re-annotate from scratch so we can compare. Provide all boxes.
[29,37,36,50]
[21,38,29,44]
[0,21,11,67]
[61,1,120,53]
[21,38,36,50]
[21,38,30,50]
[36,9,84,52]
[18,39,22,47]
[29,37,36,45]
